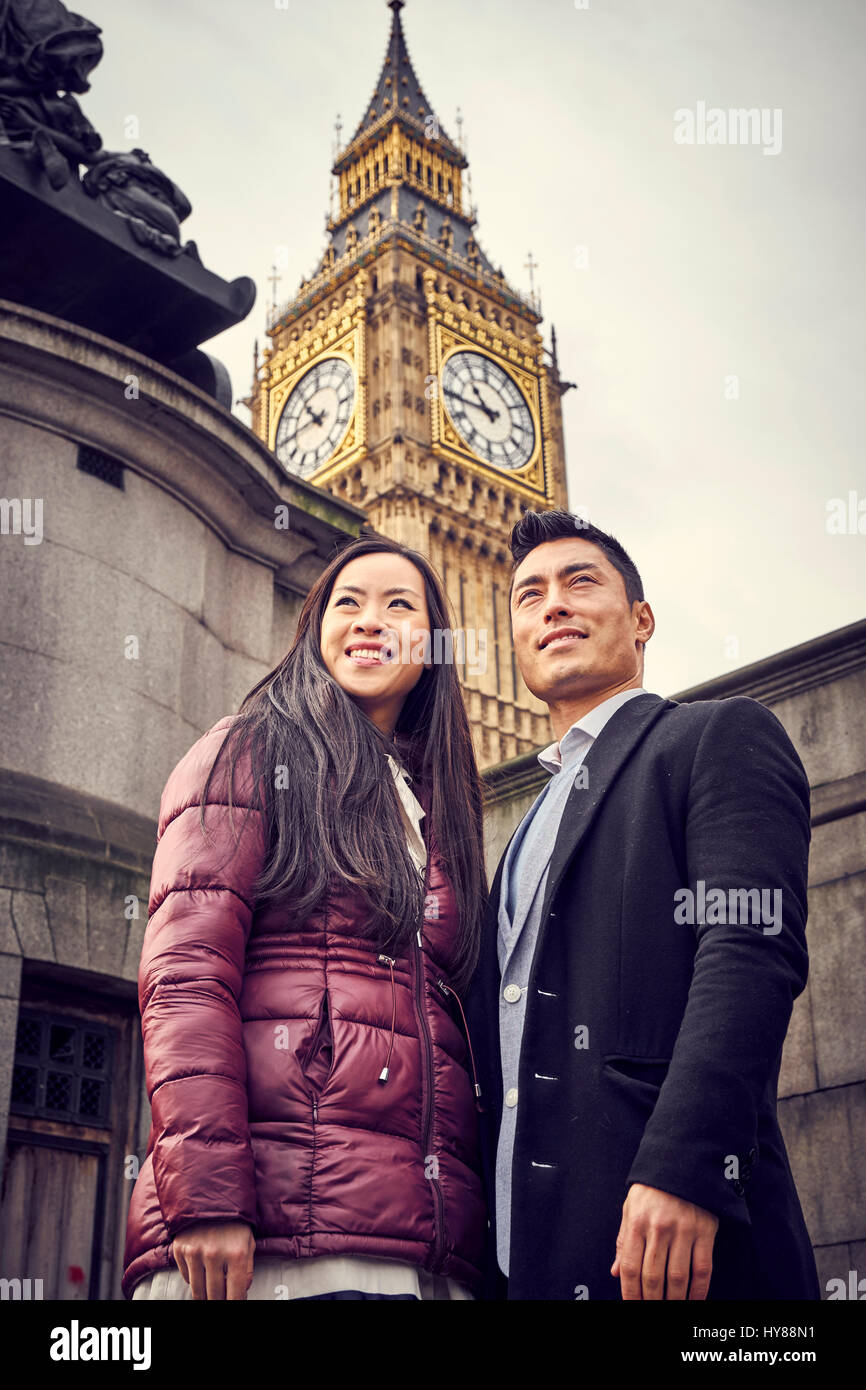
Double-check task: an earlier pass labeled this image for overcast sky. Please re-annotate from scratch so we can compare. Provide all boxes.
[78,0,865,697]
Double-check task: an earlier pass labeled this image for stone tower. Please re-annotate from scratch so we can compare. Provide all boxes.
[249,0,573,767]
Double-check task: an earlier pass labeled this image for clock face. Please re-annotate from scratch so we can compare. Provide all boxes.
[441,350,535,470]
[275,357,355,476]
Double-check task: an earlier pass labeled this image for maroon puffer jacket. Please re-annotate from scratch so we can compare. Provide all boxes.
[122,716,487,1297]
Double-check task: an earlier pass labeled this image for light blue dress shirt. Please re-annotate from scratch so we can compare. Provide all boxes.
[495,687,648,1276]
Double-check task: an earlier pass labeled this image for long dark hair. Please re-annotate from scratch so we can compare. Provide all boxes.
[198,535,488,990]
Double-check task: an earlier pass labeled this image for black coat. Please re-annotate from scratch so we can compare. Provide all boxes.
[466,692,820,1301]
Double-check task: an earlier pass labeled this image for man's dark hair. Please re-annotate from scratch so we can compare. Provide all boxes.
[509,509,644,607]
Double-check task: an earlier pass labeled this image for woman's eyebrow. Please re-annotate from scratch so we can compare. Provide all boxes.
[334,584,422,598]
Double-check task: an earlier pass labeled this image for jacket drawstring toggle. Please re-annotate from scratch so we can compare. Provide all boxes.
[436,977,483,1111]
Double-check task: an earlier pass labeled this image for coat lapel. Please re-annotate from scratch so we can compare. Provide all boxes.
[487,833,513,918]
[536,693,674,925]
[468,816,523,1097]
[476,829,515,995]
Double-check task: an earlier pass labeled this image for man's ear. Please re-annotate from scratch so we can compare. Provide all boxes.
[635,600,655,646]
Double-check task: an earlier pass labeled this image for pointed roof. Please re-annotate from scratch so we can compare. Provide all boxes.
[339,0,464,165]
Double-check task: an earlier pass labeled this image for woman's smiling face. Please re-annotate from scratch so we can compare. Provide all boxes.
[319,551,432,735]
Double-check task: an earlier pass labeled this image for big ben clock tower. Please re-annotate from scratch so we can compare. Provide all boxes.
[249,0,573,767]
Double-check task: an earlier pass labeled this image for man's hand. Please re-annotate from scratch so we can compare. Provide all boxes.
[171,1220,255,1300]
[610,1183,718,1300]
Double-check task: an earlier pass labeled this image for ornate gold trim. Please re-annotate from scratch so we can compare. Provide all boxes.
[426,286,549,497]
[266,272,369,478]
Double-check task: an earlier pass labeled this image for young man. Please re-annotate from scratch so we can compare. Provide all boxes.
[467,509,819,1301]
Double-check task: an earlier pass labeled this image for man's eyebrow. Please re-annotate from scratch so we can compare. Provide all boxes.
[512,561,602,595]
[334,584,422,598]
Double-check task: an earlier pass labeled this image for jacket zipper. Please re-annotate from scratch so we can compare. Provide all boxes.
[411,871,445,1272]
[306,991,331,1125]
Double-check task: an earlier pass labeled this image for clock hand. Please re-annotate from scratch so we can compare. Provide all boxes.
[281,419,317,445]
[281,403,327,444]
[444,385,499,423]
[469,380,500,421]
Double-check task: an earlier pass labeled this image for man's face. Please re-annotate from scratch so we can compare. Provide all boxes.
[510,537,652,703]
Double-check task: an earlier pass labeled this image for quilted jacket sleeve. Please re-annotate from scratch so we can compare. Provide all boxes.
[138,715,266,1239]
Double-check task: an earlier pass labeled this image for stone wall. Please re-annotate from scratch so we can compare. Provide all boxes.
[0,301,365,1295]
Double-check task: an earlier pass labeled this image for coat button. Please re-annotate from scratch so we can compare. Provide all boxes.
[733,1179,745,1196]
[505,1087,518,1107]
[503,984,522,1003]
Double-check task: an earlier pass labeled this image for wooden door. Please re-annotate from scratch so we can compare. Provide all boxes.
[0,1133,107,1299]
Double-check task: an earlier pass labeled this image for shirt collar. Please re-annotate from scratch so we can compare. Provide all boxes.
[386,754,425,817]
[537,687,648,774]
[386,754,427,874]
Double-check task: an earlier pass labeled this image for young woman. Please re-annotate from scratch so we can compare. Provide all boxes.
[122,536,489,1300]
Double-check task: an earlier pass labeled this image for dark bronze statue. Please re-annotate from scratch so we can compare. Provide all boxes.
[83,151,199,260]
[0,0,194,256]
